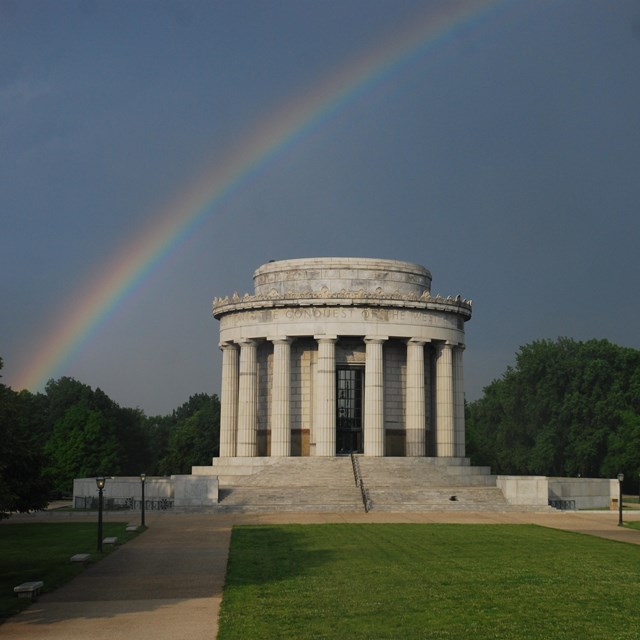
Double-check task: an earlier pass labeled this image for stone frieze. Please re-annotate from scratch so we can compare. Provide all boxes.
[212,288,472,319]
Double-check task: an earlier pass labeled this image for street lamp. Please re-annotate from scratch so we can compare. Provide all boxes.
[96,477,106,552]
[617,473,624,527]
[140,473,146,528]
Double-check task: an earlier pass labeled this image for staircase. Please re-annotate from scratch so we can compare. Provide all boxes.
[208,457,363,513]
[357,457,511,512]
[195,456,541,513]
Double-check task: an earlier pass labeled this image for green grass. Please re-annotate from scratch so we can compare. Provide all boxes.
[218,524,640,640]
[0,522,140,621]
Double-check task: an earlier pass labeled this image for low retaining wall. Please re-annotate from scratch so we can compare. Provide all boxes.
[547,477,617,510]
[496,476,549,507]
[497,475,617,509]
[73,475,218,510]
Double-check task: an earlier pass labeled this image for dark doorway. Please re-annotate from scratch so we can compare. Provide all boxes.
[336,367,364,454]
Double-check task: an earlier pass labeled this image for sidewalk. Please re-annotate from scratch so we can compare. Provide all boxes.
[2,509,639,639]
[1,512,232,640]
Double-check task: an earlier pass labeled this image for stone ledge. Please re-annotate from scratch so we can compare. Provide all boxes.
[14,581,43,600]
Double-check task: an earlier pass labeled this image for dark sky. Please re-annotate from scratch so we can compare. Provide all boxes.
[2,0,639,414]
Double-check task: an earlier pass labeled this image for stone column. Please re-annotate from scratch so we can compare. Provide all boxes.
[237,339,258,457]
[405,339,427,457]
[314,336,337,456]
[364,336,387,456]
[434,342,455,457]
[219,342,239,457]
[270,337,292,457]
[453,344,466,458]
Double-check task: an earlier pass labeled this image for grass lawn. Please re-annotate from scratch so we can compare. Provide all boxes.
[0,521,139,621]
[219,523,640,640]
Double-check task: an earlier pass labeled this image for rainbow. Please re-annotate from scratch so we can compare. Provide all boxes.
[13,0,510,393]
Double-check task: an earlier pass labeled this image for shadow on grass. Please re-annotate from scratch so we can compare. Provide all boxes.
[225,525,335,587]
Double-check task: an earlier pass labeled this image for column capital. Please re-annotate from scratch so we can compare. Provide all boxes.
[407,338,429,346]
[364,335,388,344]
[219,341,238,350]
[267,336,293,345]
[237,338,258,347]
[314,335,338,343]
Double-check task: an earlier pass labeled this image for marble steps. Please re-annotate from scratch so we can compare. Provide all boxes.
[365,487,511,512]
[211,456,522,513]
[213,457,355,487]
[215,457,363,512]
[357,457,497,489]
[216,485,363,513]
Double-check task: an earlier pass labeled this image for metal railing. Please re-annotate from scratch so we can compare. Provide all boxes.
[351,453,371,513]
[549,499,576,511]
[74,496,174,510]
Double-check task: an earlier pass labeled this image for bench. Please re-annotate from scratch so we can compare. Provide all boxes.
[102,536,118,545]
[14,581,44,601]
[125,525,139,532]
[70,553,91,563]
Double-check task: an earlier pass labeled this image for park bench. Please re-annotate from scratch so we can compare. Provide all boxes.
[70,553,91,563]
[102,536,118,545]
[14,581,44,601]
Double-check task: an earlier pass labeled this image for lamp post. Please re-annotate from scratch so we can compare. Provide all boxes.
[140,473,146,528]
[617,473,624,527]
[96,477,106,552]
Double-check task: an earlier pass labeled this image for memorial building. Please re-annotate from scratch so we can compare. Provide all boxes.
[213,258,472,459]
[72,259,616,515]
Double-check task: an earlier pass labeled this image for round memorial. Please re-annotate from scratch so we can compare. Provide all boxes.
[212,257,472,458]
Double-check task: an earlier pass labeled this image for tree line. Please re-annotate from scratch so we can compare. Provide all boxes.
[466,338,640,491]
[0,357,220,517]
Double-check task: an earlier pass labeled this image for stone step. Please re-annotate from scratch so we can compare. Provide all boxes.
[367,488,509,508]
[198,456,522,513]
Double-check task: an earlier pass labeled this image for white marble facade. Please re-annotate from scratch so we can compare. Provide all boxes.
[213,258,472,458]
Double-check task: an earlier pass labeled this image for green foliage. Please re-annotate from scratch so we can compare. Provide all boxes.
[219,524,640,640]
[467,338,640,486]
[0,363,49,517]
[44,400,121,493]
[158,393,220,474]
[0,356,221,499]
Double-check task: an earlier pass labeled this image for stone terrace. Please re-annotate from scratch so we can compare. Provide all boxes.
[202,457,537,513]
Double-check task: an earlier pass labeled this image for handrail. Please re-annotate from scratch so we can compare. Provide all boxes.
[351,453,371,513]
[549,499,576,511]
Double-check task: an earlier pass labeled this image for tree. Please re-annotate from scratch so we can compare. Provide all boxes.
[466,338,640,488]
[158,394,220,474]
[0,358,49,517]
[44,400,121,494]
[40,377,153,492]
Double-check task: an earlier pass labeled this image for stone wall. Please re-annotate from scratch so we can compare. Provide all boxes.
[73,475,218,509]
[548,477,618,510]
[497,475,618,509]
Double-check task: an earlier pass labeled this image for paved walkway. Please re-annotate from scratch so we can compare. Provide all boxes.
[2,509,640,639]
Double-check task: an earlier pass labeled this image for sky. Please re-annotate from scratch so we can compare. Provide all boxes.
[2,0,639,416]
